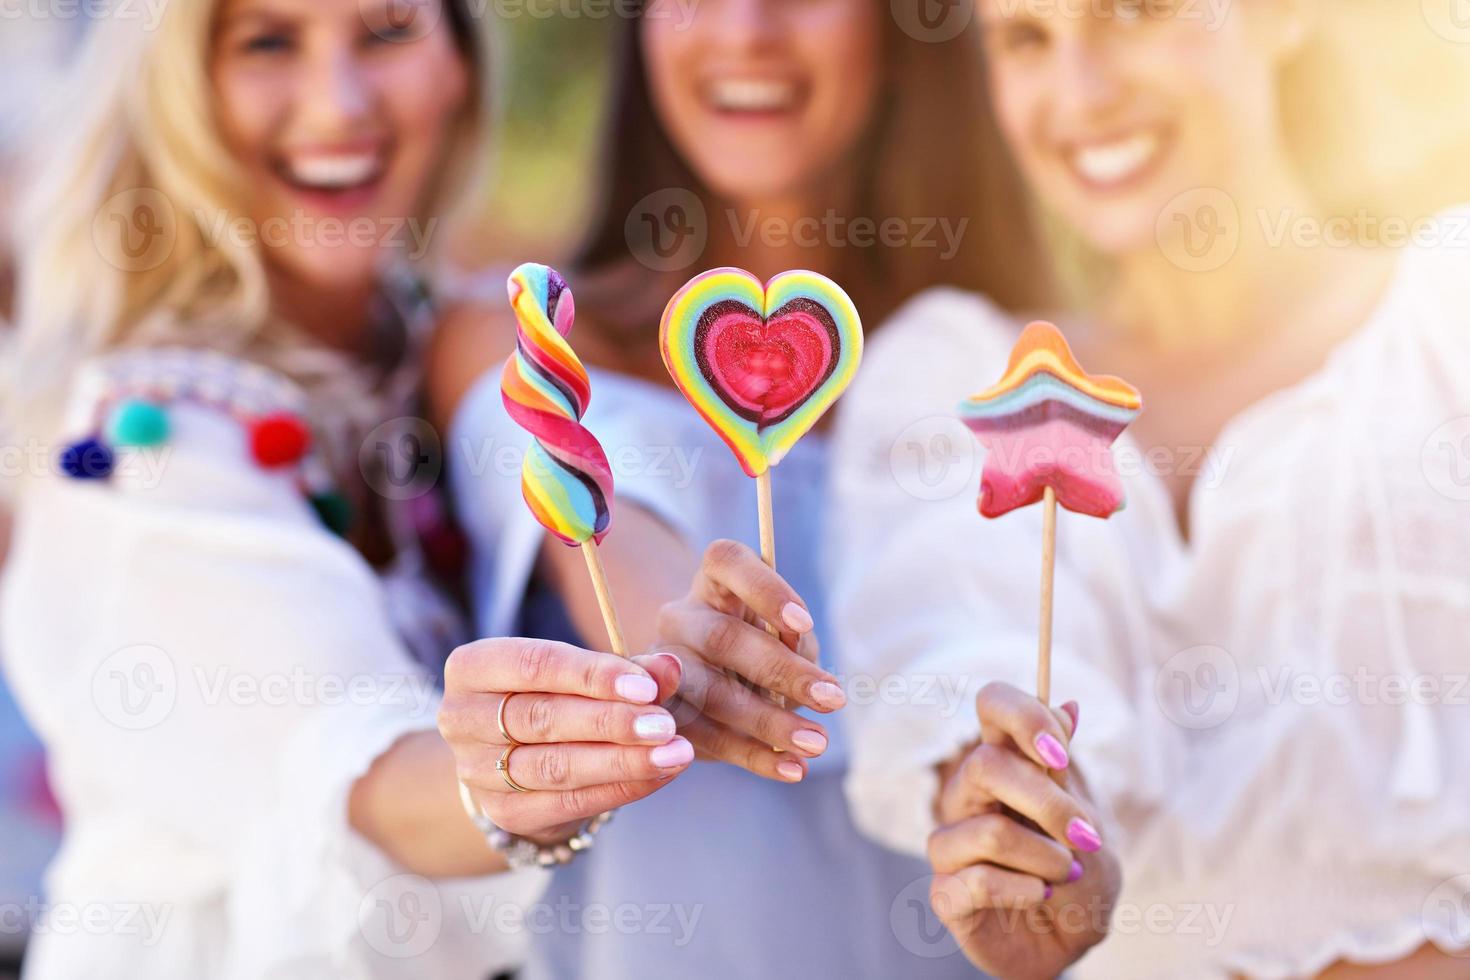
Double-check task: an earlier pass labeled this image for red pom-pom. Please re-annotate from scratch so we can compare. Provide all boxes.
[249,413,312,468]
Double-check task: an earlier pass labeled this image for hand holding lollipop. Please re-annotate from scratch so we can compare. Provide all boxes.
[502,262,626,655]
[660,267,862,623]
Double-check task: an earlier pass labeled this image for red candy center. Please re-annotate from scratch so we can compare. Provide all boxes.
[695,298,839,427]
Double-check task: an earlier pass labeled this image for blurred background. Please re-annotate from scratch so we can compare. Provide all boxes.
[2,2,1470,976]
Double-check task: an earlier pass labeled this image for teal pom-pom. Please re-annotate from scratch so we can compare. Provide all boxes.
[309,491,353,536]
[105,399,170,448]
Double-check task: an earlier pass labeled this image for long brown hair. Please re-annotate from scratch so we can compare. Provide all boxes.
[570,0,1051,358]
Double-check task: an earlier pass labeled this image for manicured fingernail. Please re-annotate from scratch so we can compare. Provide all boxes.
[634,713,676,741]
[776,760,804,782]
[1067,859,1084,883]
[808,681,846,709]
[1061,701,1080,732]
[1043,884,1053,900]
[649,737,694,769]
[781,602,815,633]
[651,652,683,681]
[791,729,827,755]
[1067,817,1102,853]
[615,674,659,704]
[1035,732,1070,770]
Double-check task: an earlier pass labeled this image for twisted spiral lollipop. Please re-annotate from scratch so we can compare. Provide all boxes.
[501,263,614,546]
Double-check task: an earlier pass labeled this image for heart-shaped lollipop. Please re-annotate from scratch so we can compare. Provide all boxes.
[661,268,863,478]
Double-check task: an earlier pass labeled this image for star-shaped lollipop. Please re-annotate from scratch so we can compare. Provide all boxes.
[957,321,1142,710]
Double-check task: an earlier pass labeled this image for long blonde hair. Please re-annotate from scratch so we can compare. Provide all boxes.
[4,0,496,443]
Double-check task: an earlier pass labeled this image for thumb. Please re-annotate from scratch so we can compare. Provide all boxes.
[1053,701,1079,742]
[632,652,683,704]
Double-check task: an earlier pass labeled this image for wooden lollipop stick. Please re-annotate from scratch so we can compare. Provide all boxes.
[581,542,628,658]
[1037,486,1058,706]
[755,470,788,713]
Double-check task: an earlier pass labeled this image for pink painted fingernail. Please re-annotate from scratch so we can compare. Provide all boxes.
[1067,859,1084,883]
[1035,733,1070,770]
[1067,817,1102,853]
[791,729,828,755]
[1043,884,1053,900]
[634,713,676,741]
[776,761,804,782]
[1061,701,1080,732]
[781,602,815,633]
[615,674,659,704]
[808,681,846,710]
[649,737,694,769]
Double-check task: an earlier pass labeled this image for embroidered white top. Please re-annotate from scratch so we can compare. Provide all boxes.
[0,349,541,980]
[829,211,1470,978]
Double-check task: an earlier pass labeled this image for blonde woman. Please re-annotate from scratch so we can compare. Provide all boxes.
[0,1,824,976]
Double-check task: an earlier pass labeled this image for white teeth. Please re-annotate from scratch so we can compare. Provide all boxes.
[708,78,797,112]
[1070,133,1160,186]
[283,153,380,190]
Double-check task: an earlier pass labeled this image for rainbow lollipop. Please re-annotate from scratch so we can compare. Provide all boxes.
[502,263,625,654]
[661,268,862,704]
[957,321,1142,707]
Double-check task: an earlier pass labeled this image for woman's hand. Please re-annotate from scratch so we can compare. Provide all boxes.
[649,539,847,783]
[439,637,694,846]
[928,682,1121,980]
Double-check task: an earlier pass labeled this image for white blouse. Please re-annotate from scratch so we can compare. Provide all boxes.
[830,211,1470,978]
[0,350,540,979]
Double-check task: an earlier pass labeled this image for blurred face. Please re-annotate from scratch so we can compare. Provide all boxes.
[641,0,883,204]
[979,0,1300,256]
[210,0,470,290]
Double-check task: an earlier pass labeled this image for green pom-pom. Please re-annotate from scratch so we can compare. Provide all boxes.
[309,491,353,536]
[105,399,170,448]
